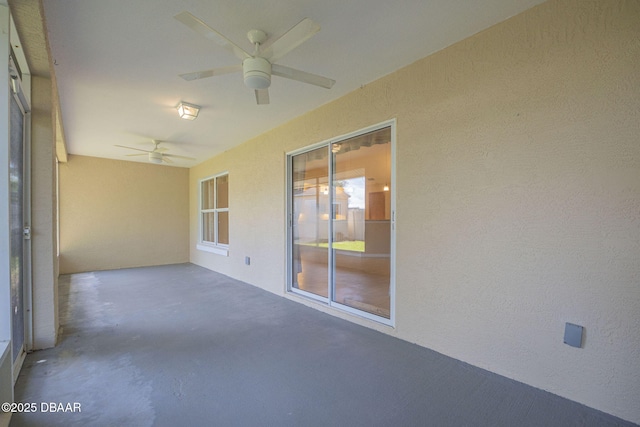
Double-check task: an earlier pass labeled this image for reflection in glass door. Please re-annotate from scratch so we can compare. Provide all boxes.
[9,83,27,365]
[288,123,394,322]
[291,146,329,298]
[331,128,392,318]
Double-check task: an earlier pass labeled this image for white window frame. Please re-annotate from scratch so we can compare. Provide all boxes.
[197,172,229,256]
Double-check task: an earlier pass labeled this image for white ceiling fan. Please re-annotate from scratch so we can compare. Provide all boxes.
[175,11,335,105]
[115,140,195,164]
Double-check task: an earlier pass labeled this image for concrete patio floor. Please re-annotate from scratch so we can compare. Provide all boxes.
[9,263,637,426]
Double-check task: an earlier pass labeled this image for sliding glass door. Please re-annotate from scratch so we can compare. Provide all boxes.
[9,70,31,368]
[331,128,392,318]
[291,146,329,298]
[288,122,395,323]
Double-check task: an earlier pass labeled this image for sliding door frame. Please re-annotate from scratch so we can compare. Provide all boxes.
[286,119,396,326]
[286,139,331,305]
[9,54,32,381]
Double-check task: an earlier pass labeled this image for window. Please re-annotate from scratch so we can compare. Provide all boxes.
[197,173,229,255]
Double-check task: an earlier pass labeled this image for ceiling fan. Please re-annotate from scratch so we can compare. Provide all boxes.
[175,11,335,105]
[115,140,195,164]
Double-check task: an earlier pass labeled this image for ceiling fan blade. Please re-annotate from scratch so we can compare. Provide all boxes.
[260,18,320,63]
[114,145,152,153]
[179,65,242,81]
[162,156,174,164]
[125,153,148,157]
[163,153,196,161]
[175,11,251,60]
[272,64,335,89]
[255,89,269,105]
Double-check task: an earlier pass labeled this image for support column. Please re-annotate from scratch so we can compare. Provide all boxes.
[30,75,58,349]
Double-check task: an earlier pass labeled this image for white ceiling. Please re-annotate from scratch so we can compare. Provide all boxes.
[42,0,545,167]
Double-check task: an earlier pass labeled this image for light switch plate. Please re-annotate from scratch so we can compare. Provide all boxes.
[564,323,583,348]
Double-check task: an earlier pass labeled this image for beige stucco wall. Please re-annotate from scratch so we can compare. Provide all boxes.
[60,156,189,273]
[30,76,59,349]
[190,0,640,423]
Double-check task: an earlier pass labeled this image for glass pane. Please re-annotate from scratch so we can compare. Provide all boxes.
[291,147,329,298]
[217,175,229,209]
[218,211,229,245]
[332,128,391,318]
[202,179,215,210]
[202,212,215,242]
[10,93,25,361]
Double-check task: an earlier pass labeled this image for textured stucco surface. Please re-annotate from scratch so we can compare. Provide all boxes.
[59,156,189,274]
[30,76,59,349]
[190,0,640,423]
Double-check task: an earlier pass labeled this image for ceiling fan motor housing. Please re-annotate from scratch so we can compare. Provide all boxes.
[148,151,163,164]
[243,57,271,89]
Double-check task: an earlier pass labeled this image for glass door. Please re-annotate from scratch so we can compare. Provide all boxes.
[288,122,395,323]
[291,146,330,299]
[9,59,31,370]
[10,90,24,364]
[331,128,392,319]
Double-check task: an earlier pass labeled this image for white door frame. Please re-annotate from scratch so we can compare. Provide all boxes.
[9,40,32,381]
[286,119,396,326]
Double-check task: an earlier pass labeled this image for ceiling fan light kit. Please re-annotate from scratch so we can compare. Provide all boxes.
[243,57,271,90]
[148,151,163,164]
[176,101,200,120]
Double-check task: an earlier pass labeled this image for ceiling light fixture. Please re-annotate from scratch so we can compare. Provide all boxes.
[177,102,200,120]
